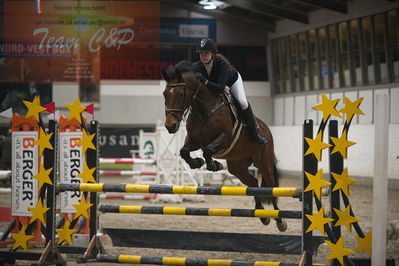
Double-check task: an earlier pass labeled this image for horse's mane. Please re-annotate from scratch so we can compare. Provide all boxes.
[161,60,195,82]
[175,60,194,74]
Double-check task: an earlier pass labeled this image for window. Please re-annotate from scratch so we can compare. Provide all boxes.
[271,9,399,95]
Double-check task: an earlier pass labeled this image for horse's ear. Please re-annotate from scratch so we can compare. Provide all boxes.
[174,67,183,81]
[161,66,171,81]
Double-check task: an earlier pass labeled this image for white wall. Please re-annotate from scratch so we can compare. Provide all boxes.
[272,87,399,179]
[272,124,399,180]
[52,80,272,126]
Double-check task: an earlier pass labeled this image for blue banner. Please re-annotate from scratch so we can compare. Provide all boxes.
[161,18,216,43]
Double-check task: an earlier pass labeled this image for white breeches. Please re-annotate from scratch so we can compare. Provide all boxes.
[230,72,248,110]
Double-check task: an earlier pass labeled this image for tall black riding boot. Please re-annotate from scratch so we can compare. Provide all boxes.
[242,105,268,145]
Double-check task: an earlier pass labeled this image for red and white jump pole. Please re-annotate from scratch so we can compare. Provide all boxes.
[99,170,156,177]
[99,158,155,165]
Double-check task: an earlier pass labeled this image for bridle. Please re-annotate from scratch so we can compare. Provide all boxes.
[164,82,201,122]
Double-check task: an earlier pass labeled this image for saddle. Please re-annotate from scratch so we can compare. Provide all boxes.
[221,88,241,123]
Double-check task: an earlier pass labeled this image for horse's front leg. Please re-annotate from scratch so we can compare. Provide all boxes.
[180,136,204,169]
[203,133,229,172]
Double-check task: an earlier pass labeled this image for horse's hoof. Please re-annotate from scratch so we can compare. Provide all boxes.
[206,163,216,172]
[214,161,223,171]
[260,217,270,225]
[190,158,205,169]
[206,161,223,172]
[276,219,287,232]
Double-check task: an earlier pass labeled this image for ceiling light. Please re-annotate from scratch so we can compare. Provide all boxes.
[204,2,217,10]
[198,0,226,10]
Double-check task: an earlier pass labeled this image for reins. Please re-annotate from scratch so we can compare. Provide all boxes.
[165,78,229,123]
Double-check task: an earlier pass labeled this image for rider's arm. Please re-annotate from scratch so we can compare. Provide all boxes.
[205,61,229,94]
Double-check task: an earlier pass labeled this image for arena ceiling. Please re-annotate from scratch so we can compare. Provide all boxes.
[161,0,349,32]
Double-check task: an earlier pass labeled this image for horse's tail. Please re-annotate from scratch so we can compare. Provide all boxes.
[259,160,279,205]
[273,160,280,187]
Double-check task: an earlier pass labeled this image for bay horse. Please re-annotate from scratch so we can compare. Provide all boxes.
[161,61,287,231]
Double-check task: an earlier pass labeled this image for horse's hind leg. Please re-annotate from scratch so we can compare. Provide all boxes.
[272,197,287,232]
[226,159,270,226]
[254,194,270,225]
[257,158,287,232]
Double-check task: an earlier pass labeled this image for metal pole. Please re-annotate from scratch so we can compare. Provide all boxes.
[329,120,341,240]
[303,119,315,265]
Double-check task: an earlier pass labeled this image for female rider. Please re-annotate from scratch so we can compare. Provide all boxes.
[193,38,268,145]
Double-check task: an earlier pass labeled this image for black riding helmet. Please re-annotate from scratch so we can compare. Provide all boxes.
[196,38,218,53]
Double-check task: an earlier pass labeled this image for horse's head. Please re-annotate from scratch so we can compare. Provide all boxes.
[161,63,193,134]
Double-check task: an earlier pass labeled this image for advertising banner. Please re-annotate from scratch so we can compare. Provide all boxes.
[11,131,39,216]
[59,131,83,213]
[160,18,216,43]
[139,130,156,159]
[2,1,160,83]
[99,127,141,158]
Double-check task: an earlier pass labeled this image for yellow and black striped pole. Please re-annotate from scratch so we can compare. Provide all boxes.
[57,183,302,198]
[97,254,295,266]
[98,205,302,219]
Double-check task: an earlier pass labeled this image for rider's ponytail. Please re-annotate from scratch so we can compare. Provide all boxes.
[214,53,233,71]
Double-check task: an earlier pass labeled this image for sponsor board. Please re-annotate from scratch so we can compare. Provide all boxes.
[12,132,38,216]
[59,132,83,213]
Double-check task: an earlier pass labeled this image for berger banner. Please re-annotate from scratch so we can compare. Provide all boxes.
[59,131,83,213]
[11,131,39,216]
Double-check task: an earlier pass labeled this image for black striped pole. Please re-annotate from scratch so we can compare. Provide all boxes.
[57,183,302,198]
[98,205,302,219]
[97,254,298,266]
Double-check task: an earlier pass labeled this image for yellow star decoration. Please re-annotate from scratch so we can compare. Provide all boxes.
[312,94,342,122]
[11,224,35,251]
[338,96,365,122]
[330,131,356,159]
[77,161,96,183]
[23,95,46,121]
[65,98,86,123]
[32,163,53,190]
[304,131,332,161]
[331,168,357,197]
[35,128,53,155]
[56,218,77,245]
[28,198,50,224]
[325,236,354,265]
[355,231,372,256]
[305,206,334,235]
[72,196,93,219]
[333,205,360,232]
[78,129,96,155]
[304,169,331,200]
